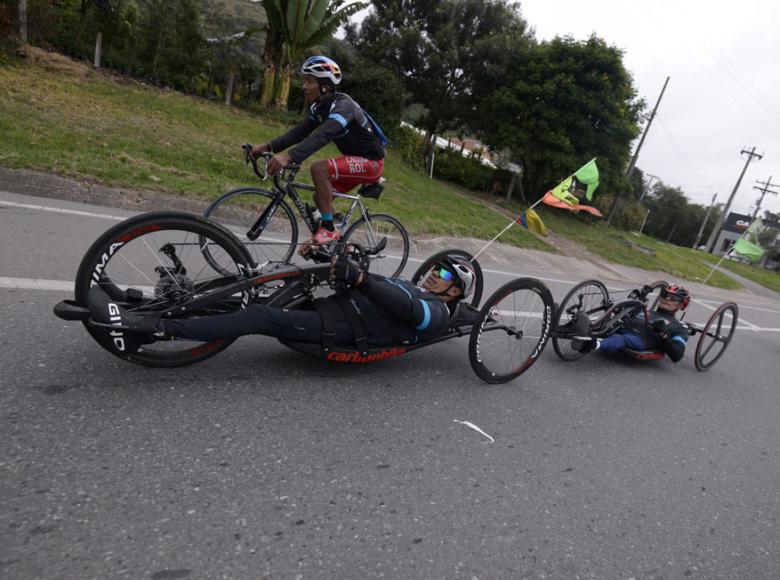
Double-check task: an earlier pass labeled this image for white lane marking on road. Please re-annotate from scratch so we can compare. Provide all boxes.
[0,200,128,221]
[0,277,73,291]
[696,298,780,315]
[693,298,760,333]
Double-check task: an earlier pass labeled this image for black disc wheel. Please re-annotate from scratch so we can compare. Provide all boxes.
[204,187,298,271]
[695,302,738,371]
[468,278,555,384]
[74,211,254,367]
[411,248,484,306]
[552,279,611,361]
[342,213,409,278]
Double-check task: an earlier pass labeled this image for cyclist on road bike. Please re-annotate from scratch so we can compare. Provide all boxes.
[86,253,476,354]
[251,56,386,246]
[571,284,692,362]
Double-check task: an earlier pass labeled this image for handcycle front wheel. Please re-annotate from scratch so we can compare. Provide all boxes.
[468,278,555,384]
[694,302,738,371]
[552,279,611,361]
[74,211,254,367]
[204,187,299,271]
[342,213,410,278]
[410,248,484,306]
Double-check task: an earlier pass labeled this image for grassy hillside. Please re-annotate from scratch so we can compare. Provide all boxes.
[0,48,550,252]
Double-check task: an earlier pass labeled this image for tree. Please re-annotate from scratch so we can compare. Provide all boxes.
[346,0,532,142]
[471,35,644,201]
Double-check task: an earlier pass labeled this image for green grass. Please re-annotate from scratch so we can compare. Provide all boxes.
[718,259,780,294]
[0,51,551,252]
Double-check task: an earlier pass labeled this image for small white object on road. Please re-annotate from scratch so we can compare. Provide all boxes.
[454,419,495,443]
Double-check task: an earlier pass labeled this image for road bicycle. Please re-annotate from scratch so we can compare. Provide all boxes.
[202,146,409,278]
[53,210,555,383]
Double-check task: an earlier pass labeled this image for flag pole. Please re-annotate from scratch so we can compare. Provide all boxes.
[470,197,545,262]
[702,242,734,284]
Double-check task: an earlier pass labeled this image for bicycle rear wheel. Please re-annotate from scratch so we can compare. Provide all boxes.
[204,187,298,270]
[74,212,253,367]
[342,213,409,278]
[695,302,738,371]
[468,278,554,384]
[552,279,611,361]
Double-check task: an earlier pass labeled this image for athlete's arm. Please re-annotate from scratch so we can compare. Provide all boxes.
[663,333,687,363]
[268,113,319,153]
[288,100,356,163]
[358,276,450,335]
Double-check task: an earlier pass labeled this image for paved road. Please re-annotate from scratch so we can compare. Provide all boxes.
[1,192,779,580]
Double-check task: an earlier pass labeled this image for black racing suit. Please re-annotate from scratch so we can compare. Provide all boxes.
[162,275,451,348]
[269,92,385,163]
[598,310,690,362]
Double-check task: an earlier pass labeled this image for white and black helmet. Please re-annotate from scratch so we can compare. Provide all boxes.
[301,55,342,86]
[438,256,476,299]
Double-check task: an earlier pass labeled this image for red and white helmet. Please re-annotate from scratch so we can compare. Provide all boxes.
[301,56,342,86]
[661,283,691,309]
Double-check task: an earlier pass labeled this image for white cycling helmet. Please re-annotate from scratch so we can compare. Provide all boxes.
[301,55,342,86]
[437,256,476,299]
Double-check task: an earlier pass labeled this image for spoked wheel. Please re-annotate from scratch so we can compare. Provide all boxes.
[342,214,409,278]
[552,279,611,361]
[203,187,298,272]
[694,302,738,371]
[74,212,254,367]
[411,249,484,306]
[468,278,554,384]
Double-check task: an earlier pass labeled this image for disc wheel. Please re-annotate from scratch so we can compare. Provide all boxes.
[203,187,298,271]
[342,213,409,278]
[74,211,254,367]
[695,302,738,371]
[552,279,611,361]
[468,278,554,384]
[411,249,484,306]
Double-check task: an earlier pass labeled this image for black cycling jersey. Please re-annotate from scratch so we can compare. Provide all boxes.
[268,92,385,163]
[625,309,690,362]
[162,274,451,349]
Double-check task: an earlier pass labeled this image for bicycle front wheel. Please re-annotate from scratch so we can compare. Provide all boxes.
[74,212,253,367]
[342,213,410,278]
[204,187,298,270]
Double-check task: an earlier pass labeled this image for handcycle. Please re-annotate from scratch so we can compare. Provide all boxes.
[202,145,409,278]
[550,279,738,371]
[53,211,555,383]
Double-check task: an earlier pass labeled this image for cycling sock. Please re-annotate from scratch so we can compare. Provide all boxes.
[321,219,335,232]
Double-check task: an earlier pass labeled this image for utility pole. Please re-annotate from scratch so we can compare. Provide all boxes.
[693,193,718,249]
[705,146,763,253]
[751,176,779,220]
[608,76,670,224]
[18,0,27,43]
[637,208,651,235]
[639,172,661,203]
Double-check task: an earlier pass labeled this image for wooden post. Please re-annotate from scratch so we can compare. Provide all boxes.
[224,66,235,106]
[506,171,517,202]
[94,32,103,68]
[18,0,27,43]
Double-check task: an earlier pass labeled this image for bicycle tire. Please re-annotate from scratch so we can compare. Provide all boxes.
[468,278,554,384]
[552,279,611,361]
[74,211,254,368]
[342,213,410,278]
[694,302,738,371]
[410,248,484,306]
[204,187,298,270]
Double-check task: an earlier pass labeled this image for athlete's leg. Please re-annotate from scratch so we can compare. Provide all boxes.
[310,159,335,223]
[162,304,353,345]
[595,330,644,352]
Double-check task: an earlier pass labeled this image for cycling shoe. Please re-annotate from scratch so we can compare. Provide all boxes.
[86,286,162,353]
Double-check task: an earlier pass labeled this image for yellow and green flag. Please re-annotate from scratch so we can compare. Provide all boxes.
[732,218,766,262]
[549,158,600,204]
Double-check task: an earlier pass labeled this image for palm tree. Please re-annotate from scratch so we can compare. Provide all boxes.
[264,0,365,109]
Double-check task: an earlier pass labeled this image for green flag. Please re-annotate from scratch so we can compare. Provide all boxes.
[731,218,765,262]
[549,158,600,204]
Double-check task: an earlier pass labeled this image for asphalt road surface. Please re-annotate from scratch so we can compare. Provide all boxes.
[1,192,779,580]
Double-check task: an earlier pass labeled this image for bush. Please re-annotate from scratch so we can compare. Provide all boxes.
[391,124,426,171]
[433,146,495,193]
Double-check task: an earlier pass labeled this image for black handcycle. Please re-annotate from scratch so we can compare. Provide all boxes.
[551,279,738,371]
[202,146,409,278]
[54,211,555,383]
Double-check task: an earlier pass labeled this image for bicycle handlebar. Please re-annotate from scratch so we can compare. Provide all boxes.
[242,143,301,187]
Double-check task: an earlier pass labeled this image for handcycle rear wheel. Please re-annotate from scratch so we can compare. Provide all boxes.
[204,187,299,271]
[74,212,254,367]
[468,278,554,384]
[410,249,484,306]
[694,302,738,371]
[342,213,410,278]
[552,279,611,361]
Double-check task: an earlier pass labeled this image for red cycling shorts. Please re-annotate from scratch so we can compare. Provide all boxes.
[326,156,384,193]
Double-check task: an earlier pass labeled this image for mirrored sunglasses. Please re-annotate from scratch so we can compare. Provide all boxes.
[435,266,455,282]
[661,292,683,302]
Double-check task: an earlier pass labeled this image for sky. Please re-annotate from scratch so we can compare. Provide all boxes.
[348,0,780,217]
[515,0,780,216]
